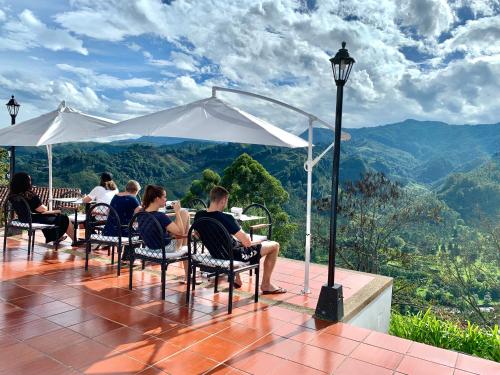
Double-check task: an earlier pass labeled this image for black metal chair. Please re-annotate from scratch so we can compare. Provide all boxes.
[242,203,272,242]
[128,211,188,300]
[2,194,59,258]
[186,217,260,314]
[54,190,86,245]
[85,203,129,275]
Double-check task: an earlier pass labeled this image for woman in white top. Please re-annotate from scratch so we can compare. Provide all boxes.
[82,172,118,204]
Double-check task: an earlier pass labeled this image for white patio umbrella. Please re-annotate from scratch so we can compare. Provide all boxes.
[0,101,116,209]
[96,97,309,148]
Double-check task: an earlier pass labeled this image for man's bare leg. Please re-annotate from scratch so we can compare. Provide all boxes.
[65,221,75,241]
[259,241,280,291]
[234,241,281,291]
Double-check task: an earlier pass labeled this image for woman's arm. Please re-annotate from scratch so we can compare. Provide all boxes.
[82,186,99,203]
[34,205,61,215]
[166,221,185,237]
[82,196,92,203]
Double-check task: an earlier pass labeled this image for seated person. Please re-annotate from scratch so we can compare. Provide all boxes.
[8,172,75,244]
[82,172,118,204]
[103,180,141,237]
[194,186,286,294]
[138,185,191,280]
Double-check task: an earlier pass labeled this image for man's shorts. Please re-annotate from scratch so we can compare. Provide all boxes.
[232,242,262,264]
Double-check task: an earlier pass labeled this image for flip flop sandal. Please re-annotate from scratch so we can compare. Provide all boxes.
[262,287,287,295]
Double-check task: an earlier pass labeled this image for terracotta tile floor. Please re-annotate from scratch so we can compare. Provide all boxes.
[1,233,499,374]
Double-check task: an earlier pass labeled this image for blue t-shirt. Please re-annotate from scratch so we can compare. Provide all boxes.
[103,195,140,236]
[138,211,173,249]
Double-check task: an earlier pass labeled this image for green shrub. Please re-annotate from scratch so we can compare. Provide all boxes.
[390,309,500,362]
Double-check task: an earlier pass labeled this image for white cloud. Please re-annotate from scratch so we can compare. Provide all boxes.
[0,72,107,118]
[397,0,456,38]
[56,63,154,89]
[1,0,498,127]
[441,15,500,59]
[142,50,198,71]
[0,9,87,55]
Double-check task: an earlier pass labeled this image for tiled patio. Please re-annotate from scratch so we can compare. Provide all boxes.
[1,233,499,374]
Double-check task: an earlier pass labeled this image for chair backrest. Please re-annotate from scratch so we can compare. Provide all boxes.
[188,217,234,261]
[128,211,166,258]
[86,203,121,241]
[187,198,208,211]
[5,194,33,225]
[242,203,272,240]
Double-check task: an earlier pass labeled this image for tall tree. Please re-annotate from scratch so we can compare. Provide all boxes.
[181,168,221,206]
[0,148,9,186]
[220,153,296,248]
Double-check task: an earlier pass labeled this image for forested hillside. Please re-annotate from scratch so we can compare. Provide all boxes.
[3,119,498,327]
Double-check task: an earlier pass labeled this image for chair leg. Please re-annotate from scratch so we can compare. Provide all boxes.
[117,246,122,276]
[214,273,219,293]
[31,232,35,252]
[85,241,90,271]
[191,265,197,291]
[111,245,115,265]
[192,265,197,291]
[3,226,7,253]
[186,261,192,304]
[249,269,253,276]
[254,266,259,303]
[228,273,234,314]
[128,257,135,290]
[141,259,145,270]
[27,231,31,257]
[161,263,166,300]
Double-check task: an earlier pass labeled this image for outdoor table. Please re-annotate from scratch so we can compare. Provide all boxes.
[228,213,265,223]
[50,198,93,245]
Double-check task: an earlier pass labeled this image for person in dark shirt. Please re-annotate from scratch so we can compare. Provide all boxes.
[139,185,190,280]
[8,172,74,244]
[103,180,141,237]
[194,186,286,294]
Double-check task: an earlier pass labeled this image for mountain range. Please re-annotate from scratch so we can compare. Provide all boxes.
[13,119,499,224]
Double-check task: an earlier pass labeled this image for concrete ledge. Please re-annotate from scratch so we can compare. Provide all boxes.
[342,268,393,322]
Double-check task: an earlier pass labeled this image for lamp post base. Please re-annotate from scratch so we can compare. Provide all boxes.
[314,284,344,322]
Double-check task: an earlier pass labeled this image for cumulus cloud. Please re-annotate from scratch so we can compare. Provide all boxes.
[56,64,154,89]
[397,0,456,38]
[441,15,500,59]
[1,0,499,127]
[0,9,87,54]
[0,72,107,117]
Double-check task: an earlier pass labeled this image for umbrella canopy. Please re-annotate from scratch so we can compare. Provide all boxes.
[0,101,116,209]
[96,97,308,148]
[0,101,116,146]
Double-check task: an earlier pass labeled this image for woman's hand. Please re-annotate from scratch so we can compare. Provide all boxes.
[172,201,181,212]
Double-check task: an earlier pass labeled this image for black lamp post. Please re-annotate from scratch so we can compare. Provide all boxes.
[315,42,355,322]
[6,95,20,182]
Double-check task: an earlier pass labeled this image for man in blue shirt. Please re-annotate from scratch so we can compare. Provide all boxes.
[194,186,286,294]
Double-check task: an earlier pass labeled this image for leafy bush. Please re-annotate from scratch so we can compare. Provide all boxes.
[390,309,500,362]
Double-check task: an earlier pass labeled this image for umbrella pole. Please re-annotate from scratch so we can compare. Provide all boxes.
[46,145,53,211]
[302,118,313,294]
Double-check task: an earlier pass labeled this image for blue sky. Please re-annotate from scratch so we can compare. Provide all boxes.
[0,0,498,133]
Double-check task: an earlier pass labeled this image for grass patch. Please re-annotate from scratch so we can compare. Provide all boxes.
[390,309,499,362]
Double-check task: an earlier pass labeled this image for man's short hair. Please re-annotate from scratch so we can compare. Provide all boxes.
[125,180,141,193]
[210,186,229,203]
